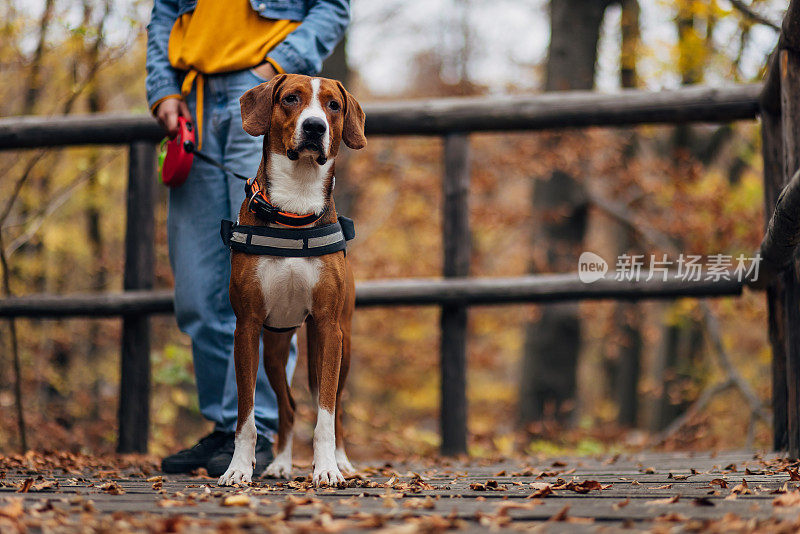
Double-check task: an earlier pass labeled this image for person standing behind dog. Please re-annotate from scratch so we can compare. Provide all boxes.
[146,0,350,476]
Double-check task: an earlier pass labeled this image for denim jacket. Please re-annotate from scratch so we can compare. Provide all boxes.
[146,0,350,109]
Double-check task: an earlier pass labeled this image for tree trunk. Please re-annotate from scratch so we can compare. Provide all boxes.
[519,0,611,427]
[611,0,643,427]
[650,0,709,431]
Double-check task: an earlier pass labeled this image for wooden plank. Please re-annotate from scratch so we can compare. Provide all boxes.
[760,109,789,451]
[0,451,794,529]
[780,49,800,458]
[0,85,762,149]
[440,134,470,456]
[0,274,747,318]
[117,142,157,454]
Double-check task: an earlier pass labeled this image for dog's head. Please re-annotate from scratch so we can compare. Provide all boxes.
[240,74,366,165]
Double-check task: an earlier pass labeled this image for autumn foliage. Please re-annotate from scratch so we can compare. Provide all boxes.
[0,0,783,464]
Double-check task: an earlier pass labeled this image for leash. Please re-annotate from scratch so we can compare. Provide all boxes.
[184,141,250,182]
[159,116,250,186]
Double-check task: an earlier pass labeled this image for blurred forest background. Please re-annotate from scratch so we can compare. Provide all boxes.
[0,0,787,460]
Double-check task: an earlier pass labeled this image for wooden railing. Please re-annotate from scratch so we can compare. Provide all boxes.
[3,53,799,454]
[756,0,800,457]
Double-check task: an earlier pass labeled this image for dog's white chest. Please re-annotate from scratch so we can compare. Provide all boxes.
[255,256,321,329]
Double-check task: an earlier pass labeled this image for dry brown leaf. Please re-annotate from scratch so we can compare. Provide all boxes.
[403,497,435,510]
[98,481,125,495]
[496,500,541,517]
[222,494,251,507]
[731,479,752,495]
[654,484,673,490]
[656,512,689,522]
[16,478,33,493]
[0,499,23,519]
[710,478,728,489]
[646,495,681,505]
[528,483,553,499]
[548,504,570,522]
[612,498,630,510]
[668,473,690,480]
[773,491,800,507]
[157,499,186,508]
[31,480,58,492]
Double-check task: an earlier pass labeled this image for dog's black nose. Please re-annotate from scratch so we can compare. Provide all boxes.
[301,117,327,137]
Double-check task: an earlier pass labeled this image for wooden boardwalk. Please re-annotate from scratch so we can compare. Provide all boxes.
[2,450,800,532]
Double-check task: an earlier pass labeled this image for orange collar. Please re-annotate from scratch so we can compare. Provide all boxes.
[245,177,327,227]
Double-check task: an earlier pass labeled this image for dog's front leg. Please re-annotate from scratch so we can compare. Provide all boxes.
[308,317,345,487]
[218,317,261,486]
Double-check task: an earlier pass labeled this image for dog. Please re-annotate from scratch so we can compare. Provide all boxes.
[218,74,366,487]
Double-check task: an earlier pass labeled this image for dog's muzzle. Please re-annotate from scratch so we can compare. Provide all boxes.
[288,117,328,164]
[287,142,327,165]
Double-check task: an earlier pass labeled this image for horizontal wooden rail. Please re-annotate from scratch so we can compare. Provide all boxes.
[0,85,761,150]
[0,274,747,318]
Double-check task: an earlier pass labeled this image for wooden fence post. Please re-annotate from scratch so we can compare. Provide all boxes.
[779,49,800,457]
[762,107,788,451]
[118,142,157,453]
[440,133,470,456]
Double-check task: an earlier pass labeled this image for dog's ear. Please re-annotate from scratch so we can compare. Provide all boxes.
[240,74,287,137]
[336,81,367,150]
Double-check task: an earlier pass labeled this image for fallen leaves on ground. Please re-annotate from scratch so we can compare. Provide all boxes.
[646,495,681,505]
[0,499,23,519]
[731,479,752,495]
[528,482,553,498]
[98,481,125,495]
[552,478,611,494]
[773,491,800,507]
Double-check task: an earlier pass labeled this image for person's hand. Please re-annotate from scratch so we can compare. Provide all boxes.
[253,62,278,81]
[155,97,192,138]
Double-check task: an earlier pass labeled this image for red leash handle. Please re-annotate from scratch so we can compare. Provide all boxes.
[160,117,195,188]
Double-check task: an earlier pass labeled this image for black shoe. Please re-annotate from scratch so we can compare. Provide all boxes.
[161,430,233,474]
[206,434,274,477]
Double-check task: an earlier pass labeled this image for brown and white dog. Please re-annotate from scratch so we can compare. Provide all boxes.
[218,74,366,487]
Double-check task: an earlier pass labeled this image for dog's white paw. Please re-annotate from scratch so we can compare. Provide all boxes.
[264,457,292,479]
[218,453,254,486]
[313,463,345,487]
[218,465,252,486]
[335,448,355,474]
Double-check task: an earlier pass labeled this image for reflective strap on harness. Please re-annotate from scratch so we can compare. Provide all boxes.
[221,217,355,257]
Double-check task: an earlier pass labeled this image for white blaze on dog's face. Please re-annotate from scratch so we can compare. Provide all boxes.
[293,78,331,162]
[240,74,367,165]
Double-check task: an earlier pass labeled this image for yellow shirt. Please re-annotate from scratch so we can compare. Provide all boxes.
[167,1,299,75]
[152,0,300,146]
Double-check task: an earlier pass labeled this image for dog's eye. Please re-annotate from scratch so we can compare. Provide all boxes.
[328,100,341,112]
[282,94,299,105]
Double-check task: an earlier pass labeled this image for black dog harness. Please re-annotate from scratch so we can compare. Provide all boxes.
[220,176,355,257]
[220,216,355,257]
[219,177,355,332]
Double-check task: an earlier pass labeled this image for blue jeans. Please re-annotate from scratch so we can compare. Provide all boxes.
[168,68,297,438]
